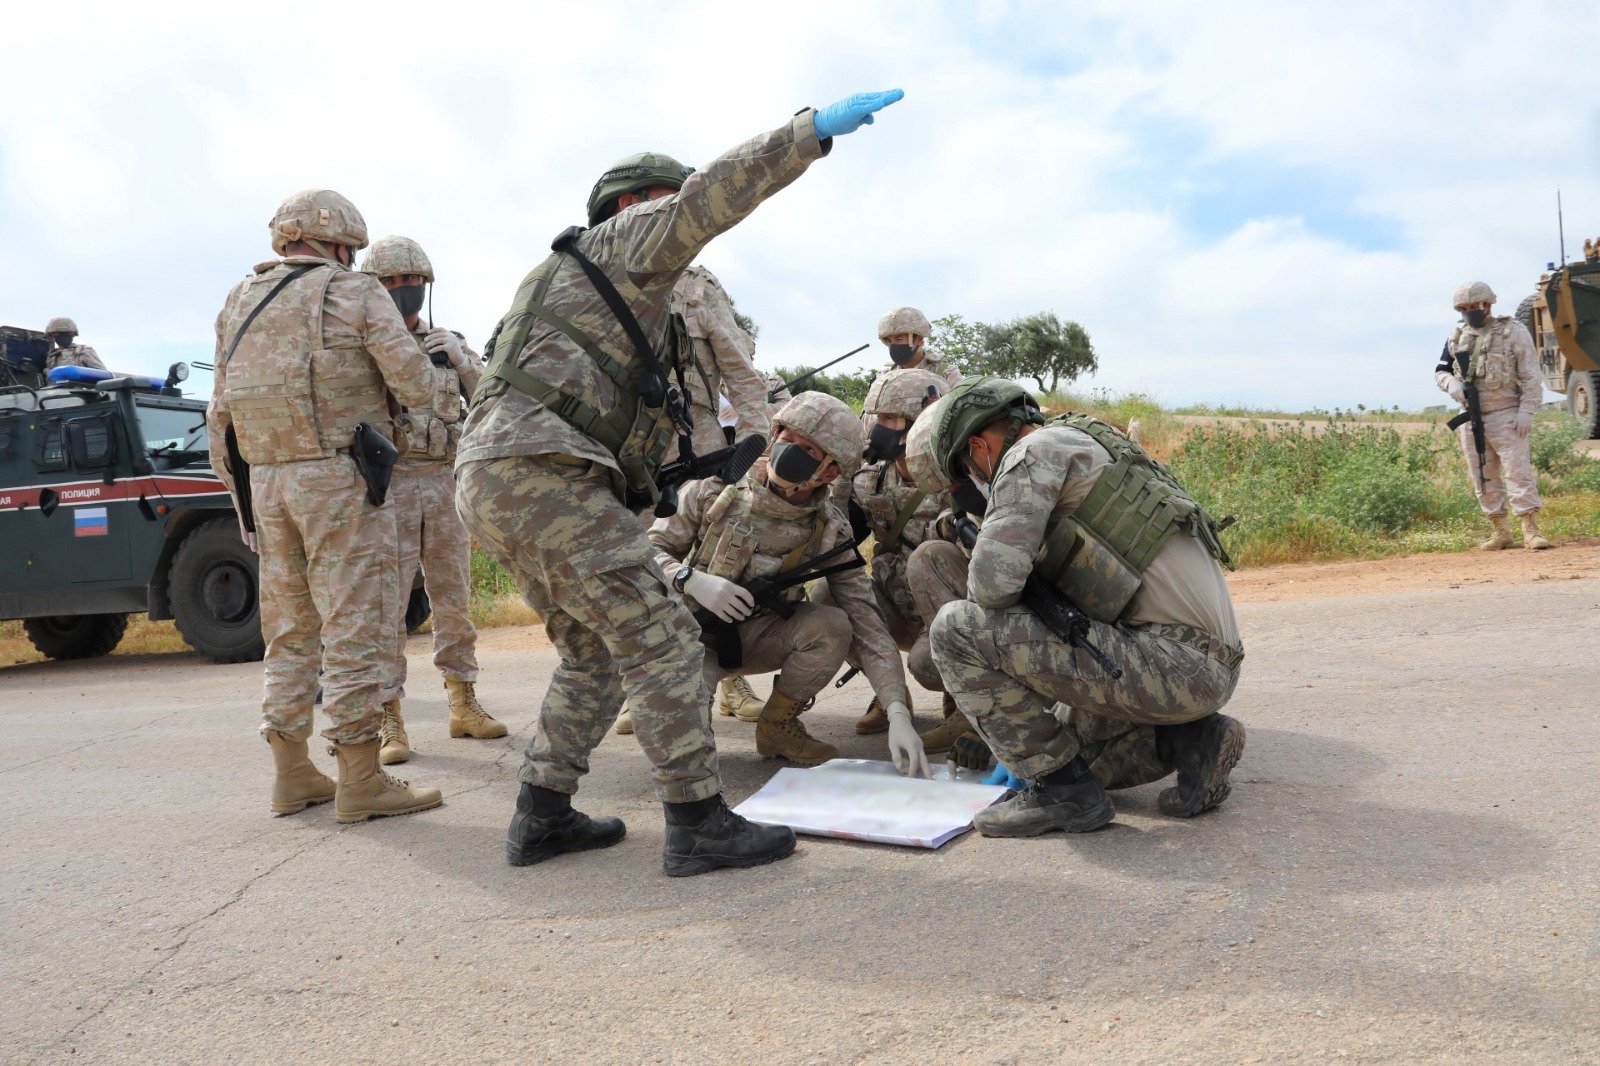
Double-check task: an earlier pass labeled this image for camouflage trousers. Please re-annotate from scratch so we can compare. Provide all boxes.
[690,405,731,456]
[389,464,479,690]
[1459,406,1542,517]
[701,602,852,704]
[930,601,1242,784]
[456,454,720,803]
[254,456,400,746]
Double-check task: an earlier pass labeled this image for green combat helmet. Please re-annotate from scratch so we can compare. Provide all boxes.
[770,391,866,480]
[270,188,369,258]
[360,235,434,281]
[906,376,1043,490]
[585,151,695,226]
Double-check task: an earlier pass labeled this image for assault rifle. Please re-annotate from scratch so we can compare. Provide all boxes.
[951,518,1123,680]
[693,538,866,670]
[767,344,870,403]
[1442,343,1487,490]
[650,433,766,519]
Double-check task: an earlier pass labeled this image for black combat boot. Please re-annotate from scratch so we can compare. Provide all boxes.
[661,795,797,877]
[1155,713,1246,818]
[505,783,627,866]
[971,756,1115,837]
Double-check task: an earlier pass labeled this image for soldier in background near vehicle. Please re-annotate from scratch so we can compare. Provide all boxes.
[209,188,442,824]
[650,391,927,775]
[911,377,1247,836]
[1435,281,1551,551]
[455,90,905,877]
[875,306,961,386]
[823,368,964,740]
[43,317,107,372]
[359,235,507,766]
[669,264,774,724]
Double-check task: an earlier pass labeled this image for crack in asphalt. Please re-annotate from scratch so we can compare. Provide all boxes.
[0,705,194,776]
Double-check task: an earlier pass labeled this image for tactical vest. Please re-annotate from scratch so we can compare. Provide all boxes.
[687,481,829,601]
[1448,318,1517,392]
[400,356,465,461]
[222,263,395,465]
[856,464,939,555]
[477,243,698,505]
[1034,414,1231,624]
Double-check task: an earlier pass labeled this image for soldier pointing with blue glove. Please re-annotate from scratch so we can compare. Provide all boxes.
[456,88,903,877]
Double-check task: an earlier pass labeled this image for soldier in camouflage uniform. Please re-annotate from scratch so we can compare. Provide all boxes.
[910,377,1246,835]
[208,189,442,824]
[669,264,774,722]
[455,90,906,875]
[1436,280,1551,551]
[821,368,965,739]
[650,392,927,775]
[42,317,107,372]
[358,235,507,766]
[874,306,962,386]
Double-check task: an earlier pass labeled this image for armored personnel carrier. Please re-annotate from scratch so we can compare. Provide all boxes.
[1518,239,1600,438]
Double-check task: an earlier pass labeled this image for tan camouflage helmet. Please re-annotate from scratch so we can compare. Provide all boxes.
[877,306,933,342]
[360,235,434,283]
[864,367,949,422]
[770,391,866,479]
[45,316,78,335]
[903,396,952,494]
[269,188,369,257]
[586,151,695,226]
[1453,280,1497,309]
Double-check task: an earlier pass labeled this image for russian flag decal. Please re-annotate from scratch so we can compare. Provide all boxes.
[74,506,109,537]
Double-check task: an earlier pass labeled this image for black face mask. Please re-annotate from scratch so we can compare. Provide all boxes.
[888,342,919,367]
[863,424,907,464]
[52,334,75,349]
[952,480,988,517]
[1464,309,1489,328]
[389,284,426,318]
[770,441,823,486]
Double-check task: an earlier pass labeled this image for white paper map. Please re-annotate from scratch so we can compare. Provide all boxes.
[732,759,1010,849]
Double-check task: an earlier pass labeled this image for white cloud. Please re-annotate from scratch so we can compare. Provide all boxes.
[2,0,1597,413]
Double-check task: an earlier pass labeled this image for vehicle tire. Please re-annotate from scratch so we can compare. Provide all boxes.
[22,614,129,660]
[1515,293,1537,338]
[1568,370,1600,439]
[405,584,432,633]
[169,517,264,663]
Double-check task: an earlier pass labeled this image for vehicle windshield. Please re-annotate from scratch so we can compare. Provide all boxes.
[135,401,208,457]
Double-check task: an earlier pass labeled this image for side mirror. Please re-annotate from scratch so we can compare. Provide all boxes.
[63,416,116,472]
[63,420,92,469]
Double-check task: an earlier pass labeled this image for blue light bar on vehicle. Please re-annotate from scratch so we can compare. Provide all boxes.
[47,366,164,391]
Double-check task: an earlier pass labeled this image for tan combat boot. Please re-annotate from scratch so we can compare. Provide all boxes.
[755,690,838,766]
[331,740,442,823]
[267,730,335,815]
[917,693,972,755]
[718,675,766,722]
[1521,512,1551,550]
[855,695,890,735]
[378,699,411,764]
[446,679,508,739]
[614,705,634,735]
[1478,513,1514,551]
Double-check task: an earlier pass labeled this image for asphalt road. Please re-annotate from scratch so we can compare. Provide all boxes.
[3,575,1598,1064]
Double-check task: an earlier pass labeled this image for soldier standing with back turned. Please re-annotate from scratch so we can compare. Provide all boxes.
[1435,280,1550,550]
[208,189,442,824]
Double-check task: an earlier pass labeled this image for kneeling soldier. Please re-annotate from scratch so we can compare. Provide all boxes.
[909,377,1246,835]
[650,392,929,776]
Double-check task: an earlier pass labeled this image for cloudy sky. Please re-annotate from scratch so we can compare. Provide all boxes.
[3,0,1597,411]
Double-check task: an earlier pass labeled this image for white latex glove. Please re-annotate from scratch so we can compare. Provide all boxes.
[885,701,931,779]
[684,570,754,623]
[237,517,257,554]
[424,328,466,367]
[1445,379,1467,405]
[1515,412,1533,437]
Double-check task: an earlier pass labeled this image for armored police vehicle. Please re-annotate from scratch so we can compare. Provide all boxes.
[1518,238,1600,438]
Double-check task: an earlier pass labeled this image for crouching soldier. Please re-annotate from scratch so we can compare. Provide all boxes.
[650,392,929,776]
[909,377,1246,835]
[822,368,967,742]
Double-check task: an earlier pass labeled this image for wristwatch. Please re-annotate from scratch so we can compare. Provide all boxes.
[673,565,694,594]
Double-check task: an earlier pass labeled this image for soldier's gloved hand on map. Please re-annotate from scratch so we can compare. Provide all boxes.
[237,517,257,554]
[885,701,930,779]
[1516,412,1534,437]
[950,730,992,770]
[812,89,904,139]
[982,764,1028,791]
[684,571,755,622]
[424,328,466,367]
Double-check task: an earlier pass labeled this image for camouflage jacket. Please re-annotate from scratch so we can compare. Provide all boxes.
[1435,316,1541,416]
[394,321,482,476]
[670,265,771,442]
[207,254,434,494]
[458,112,828,472]
[45,344,106,372]
[832,460,952,621]
[973,425,1240,645]
[876,350,962,387]
[649,458,910,709]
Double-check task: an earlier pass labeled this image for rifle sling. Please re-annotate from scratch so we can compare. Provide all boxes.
[222,263,320,366]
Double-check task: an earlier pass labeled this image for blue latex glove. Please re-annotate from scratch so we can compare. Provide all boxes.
[813,89,905,139]
[983,764,1028,790]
